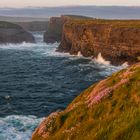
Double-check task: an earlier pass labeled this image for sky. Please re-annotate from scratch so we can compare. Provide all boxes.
[0,0,140,8]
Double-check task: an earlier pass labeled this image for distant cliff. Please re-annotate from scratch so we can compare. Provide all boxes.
[16,21,49,31]
[58,19,140,65]
[44,15,92,43]
[0,21,35,43]
[32,62,140,140]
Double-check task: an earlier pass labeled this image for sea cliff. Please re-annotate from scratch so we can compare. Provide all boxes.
[32,62,140,140]
[43,15,92,43]
[0,21,35,43]
[43,17,64,43]
[58,19,140,65]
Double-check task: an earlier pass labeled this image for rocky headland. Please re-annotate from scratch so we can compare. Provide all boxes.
[43,15,92,43]
[58,19,140,65]
[32,62,140,140]
[0,21,35,43]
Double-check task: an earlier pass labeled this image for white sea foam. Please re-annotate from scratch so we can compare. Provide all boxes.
[77,51,83,57]
[97,64,127,77]
[94,53,110,65]
[0,41,70,58]
[0,115,43,140]
[122,62,129,67]
[0,42,37,50]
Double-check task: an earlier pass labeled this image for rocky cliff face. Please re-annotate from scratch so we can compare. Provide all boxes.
[58,20,140,65]
[44,15,92,43]
[0,21,35,43]
[32,62,140,140]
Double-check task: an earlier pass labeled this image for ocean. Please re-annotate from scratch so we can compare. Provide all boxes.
[0,32,126,140]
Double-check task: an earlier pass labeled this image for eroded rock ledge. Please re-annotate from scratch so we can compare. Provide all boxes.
[32,63,140,140]
[0,21,35,44]
[58,19,140,65]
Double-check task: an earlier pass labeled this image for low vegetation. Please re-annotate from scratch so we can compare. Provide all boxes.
[0,21,22,29]
[65,18,140,28]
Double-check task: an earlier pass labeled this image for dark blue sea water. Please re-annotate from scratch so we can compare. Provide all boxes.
[0,32,125,140]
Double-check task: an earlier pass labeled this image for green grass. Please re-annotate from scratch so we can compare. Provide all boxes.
[65,18,140,28]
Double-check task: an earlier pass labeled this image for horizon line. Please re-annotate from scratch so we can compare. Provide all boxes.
[0,5,140,9]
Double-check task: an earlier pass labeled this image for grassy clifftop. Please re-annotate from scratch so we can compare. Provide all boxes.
[0,21,35,43]
[0,21,22,29]
[65,18,140,28]
[32,63,140,140]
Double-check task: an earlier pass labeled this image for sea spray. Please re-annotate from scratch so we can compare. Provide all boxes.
[122,62,129,67]
[0,115,43,140]
[94,53,110,65]
[77,51,83,57]
[92,53,129,76]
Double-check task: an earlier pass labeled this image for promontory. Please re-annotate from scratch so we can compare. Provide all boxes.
[0,21,35,44]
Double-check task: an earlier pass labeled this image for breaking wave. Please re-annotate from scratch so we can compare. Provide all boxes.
[0,115,43,140]
[94,53,110,65]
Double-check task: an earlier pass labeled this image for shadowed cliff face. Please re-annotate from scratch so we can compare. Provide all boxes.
[43,17,64,43]
[0,21,35,43]
[58,20,140,65]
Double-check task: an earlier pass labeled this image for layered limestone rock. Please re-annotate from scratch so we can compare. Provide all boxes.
[32,62,140,140]
[58,19,140,65]
[0,21,35,43]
